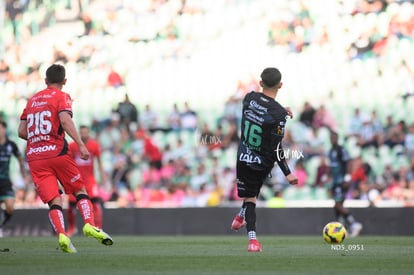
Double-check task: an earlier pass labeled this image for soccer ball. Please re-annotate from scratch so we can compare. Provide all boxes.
[322,222,347,244]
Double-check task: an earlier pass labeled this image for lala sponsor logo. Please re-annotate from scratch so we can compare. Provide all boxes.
[239,152,261,164]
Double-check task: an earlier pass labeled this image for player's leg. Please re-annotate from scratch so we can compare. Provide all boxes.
[340,185,363,236]
[334,201,347,226]
[231,192,246,231]
[73,191,95,226]
[0,180,15,228]
[341,199,363,237]
[48,197,75,250]
[1,197,15,226]
[91,197,103,228]
[86,181,103,229]
[334,197,362,236]
[55,155,96,228]
[231,162,248,231]
[48,197,77,253]
[0,201,4,237]
[74,189,113,245]
[332,185,348,224]
[234,162,265,252]
[29,158,77,253]
[66,197,77,236]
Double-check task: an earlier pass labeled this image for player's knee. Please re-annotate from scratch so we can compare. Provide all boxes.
[91,197,102,204]
[49,204,63,211]
[75,193,90,202]
[244,197,257,204]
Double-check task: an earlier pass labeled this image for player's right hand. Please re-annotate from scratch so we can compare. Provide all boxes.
[286,173,298,185]
[79,144,90,160]
[285,107,293,119]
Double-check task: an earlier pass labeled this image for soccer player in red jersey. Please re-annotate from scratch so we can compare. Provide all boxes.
[18,64,113,253]
[67,125,106,236]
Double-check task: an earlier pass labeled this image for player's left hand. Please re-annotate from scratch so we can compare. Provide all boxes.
[286,173,298,185]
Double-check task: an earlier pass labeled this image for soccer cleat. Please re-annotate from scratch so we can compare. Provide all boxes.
[83,223,114,246]
[248,239,262,252]
[231,215,246,231]
[350,222,363,237]
[58,233,77,253]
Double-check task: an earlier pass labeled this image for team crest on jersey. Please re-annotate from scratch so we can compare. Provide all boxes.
[65,95,72,106]
[276,125,285,136]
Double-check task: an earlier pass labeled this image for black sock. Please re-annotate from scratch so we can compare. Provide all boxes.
[1,210,12,226]
[334,208,340,220]
[245,202,256,232]
[338,215,346,227]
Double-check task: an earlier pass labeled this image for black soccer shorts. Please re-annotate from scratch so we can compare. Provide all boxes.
[236,160,272,198]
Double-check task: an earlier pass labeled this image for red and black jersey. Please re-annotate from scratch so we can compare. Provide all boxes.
[69,138,101,180]
[20,87,73,162]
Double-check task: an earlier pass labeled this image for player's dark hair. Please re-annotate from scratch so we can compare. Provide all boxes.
[0,120,7,128]
[46,64,66,84]
[261,67,282,88]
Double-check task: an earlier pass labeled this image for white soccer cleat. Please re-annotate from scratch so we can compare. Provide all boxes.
[350,222,363,237]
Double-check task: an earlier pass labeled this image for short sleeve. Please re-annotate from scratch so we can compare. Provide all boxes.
[57,92,73,116]
[11,141,21,158]
[20,108,27,120]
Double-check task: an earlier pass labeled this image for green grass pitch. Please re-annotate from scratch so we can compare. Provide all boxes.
[0,236,413,275]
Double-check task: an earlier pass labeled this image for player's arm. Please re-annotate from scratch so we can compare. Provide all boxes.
[11,141,27,179]
[285,106,293,119]
[274,108,297,185]
[17,155,27,179]
[96,154,107,185]
[18,120,28,140]
[274,145,298,185]
[342,147,352,184]
[59,111,89,160]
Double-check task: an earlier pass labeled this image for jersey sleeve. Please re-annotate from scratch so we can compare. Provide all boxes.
[242,91,254,106]
[11,141,22,158]
[272,105,290,175]
[20,108,27,120]
[57,92,73,116]
[92,140,101,157]
[274,143,292,176]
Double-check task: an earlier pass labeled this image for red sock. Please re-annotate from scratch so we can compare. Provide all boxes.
[93,202,103,228]
[49,208,66,235]
[77,198,95,226]
[67,205,76,231]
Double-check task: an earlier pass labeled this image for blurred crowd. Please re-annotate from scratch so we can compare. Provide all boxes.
[1,0,414,208]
